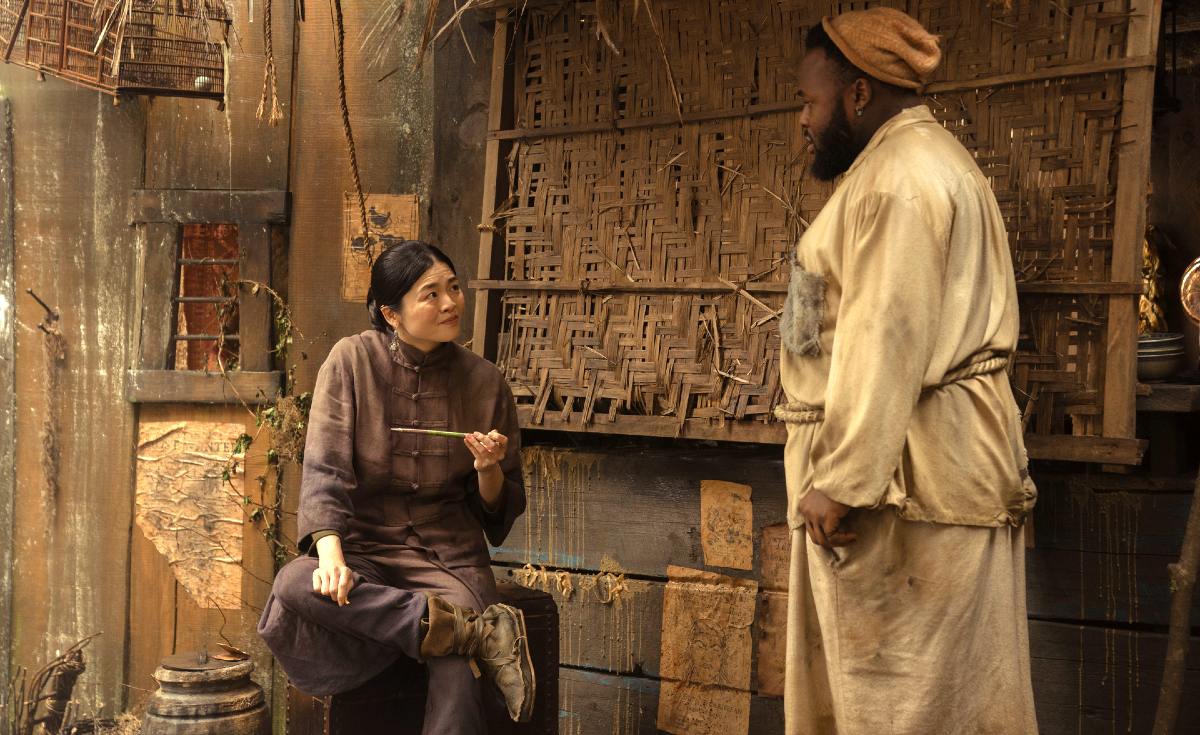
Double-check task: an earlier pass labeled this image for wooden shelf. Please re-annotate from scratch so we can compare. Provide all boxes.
[1136,382,1200,413]
[126,370,281,404]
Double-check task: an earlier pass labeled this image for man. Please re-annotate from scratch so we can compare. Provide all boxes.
[776,8,1039,734]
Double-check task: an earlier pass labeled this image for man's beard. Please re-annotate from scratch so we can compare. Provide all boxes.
[809,104,863,182]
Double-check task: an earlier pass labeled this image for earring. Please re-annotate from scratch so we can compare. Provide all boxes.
[388,329,401,355]
[855,107,864,117]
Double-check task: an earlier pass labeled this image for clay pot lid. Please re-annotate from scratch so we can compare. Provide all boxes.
[161,651,247,672]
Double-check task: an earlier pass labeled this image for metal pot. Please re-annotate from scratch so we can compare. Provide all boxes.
[1137,351,1186,382]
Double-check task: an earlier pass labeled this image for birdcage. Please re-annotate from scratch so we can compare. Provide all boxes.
[0,0,230,101]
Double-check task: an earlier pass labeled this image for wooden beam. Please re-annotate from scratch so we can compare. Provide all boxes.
[472,10,513,358]
[1024,434,1147,465]
[518,406,787,444]
[134,223,181,371]
[475,277,1144,297]
[1016,281,1143,295]
[128,189,289,226]
[1102,0,1163,457]
[924,55,1157,95]
[238,224,274,372]
[487,56,1156,143]
[126,370,282,404]
[472,278,789,294]
[0,97,14,689]
[1137,383,1200,413]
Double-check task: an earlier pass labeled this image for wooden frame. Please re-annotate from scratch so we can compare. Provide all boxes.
[471,10,515,361]
[127,189,287,405]
[1101,0,1163,468]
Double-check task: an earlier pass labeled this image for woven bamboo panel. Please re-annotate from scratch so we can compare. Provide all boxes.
[480,0,1150,450]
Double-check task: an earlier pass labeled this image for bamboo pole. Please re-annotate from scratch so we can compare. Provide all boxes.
[1151,467,1200,735]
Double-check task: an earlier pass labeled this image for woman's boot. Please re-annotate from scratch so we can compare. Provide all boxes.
[419,594,536,722]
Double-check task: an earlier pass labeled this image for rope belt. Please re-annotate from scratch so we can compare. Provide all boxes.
[773,351,1010,425]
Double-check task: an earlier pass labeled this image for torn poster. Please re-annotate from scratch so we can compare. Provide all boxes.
[699,480,754,570]
[657,565,758,735]
[759,522,791,592]
[342,193,421,303]
[756,523,791,697]
[135,421,246,609]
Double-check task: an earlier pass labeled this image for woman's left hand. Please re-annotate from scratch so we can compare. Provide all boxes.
[466,430,508,472]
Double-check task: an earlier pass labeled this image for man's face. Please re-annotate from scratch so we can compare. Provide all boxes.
[796,49,861,181]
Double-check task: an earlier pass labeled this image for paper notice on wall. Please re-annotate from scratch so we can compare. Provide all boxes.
[135,421,246,609]
[657,565,758,735]
[699,480,753,570]
[759,522,790,592]
[658,680,751,735]
[756,523,791,697]
[755,590,788,697]
[342,193,421,303]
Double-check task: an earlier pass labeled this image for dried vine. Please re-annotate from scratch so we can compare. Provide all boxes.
[211,278,309,571]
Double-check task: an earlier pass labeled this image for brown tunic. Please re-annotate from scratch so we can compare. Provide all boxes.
[259,330,525,703]
[297,329,525,563]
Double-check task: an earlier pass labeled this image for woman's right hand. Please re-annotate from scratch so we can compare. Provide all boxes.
[313,535,354,606]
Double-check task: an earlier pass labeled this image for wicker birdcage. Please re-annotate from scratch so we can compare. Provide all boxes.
[0,0,230,101]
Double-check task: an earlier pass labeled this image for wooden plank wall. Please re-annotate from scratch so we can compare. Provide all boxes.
[496,445,1200,734]
[0,70,147,715]
[492,445,790,733]
[0,0,293,720]
[126,0,296,721]
[0,0,484,723]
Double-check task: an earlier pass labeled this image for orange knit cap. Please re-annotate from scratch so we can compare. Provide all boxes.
[821,8,941,90]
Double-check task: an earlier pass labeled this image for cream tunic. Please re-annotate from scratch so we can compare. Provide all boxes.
[781,106,1039,735]
[780,105,1035,529]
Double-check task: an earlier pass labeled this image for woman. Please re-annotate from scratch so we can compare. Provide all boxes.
[258,241,533,733]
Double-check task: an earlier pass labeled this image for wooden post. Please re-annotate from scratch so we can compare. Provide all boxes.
[471,9,513,358]
[0,98,14,693]
[135,223,183,371]
[1102,0,1162,470]
[2,0,30,62]
[1152,468,1200,734]
[239,224,274,372]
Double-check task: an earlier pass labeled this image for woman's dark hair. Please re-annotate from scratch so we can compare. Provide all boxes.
[366,240,457,332]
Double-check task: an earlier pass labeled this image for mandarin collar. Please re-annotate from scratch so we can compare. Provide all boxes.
[842,104,938,180]
[388,330,454,369]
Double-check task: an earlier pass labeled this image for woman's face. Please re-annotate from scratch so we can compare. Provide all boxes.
[383,261,464,351]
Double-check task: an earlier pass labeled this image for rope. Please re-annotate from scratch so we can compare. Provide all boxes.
[928,352,1009,392]
[256,0,283,126]
[772,403,824,425]
[333,0,374,263]
[773,352,1010,425]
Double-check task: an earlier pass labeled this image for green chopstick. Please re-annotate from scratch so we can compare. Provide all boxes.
[390,427,469,438]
